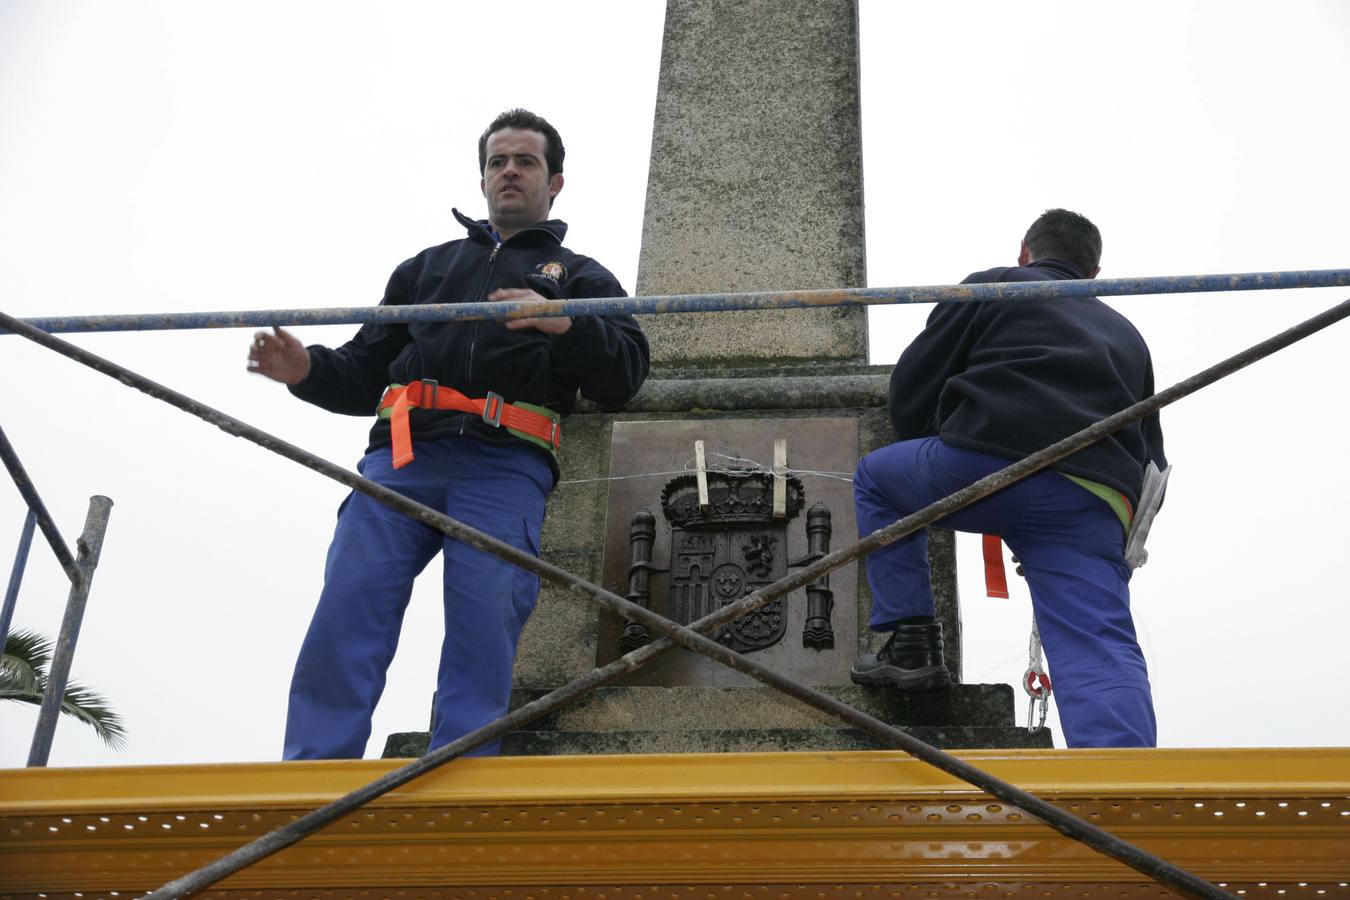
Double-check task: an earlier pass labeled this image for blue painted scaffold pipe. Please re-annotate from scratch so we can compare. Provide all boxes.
[6,268,1350,335]
[0,511,37,651]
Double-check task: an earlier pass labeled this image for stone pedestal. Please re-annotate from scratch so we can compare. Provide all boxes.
[385,685,1050,758]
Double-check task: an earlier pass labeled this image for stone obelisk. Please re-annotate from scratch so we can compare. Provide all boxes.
[636,0,868,367]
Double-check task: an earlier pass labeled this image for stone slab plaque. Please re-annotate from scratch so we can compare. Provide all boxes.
[597,418,859,686]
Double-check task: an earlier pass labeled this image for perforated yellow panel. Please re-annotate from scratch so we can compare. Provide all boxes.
[1,748,1347,898]
[7,889,1350,900]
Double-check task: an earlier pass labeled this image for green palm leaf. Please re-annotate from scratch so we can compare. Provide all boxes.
[2,629,127,751]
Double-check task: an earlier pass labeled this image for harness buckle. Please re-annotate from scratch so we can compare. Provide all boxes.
[420,378,439,409]
[548,418,560,450]
[482,391,504,428]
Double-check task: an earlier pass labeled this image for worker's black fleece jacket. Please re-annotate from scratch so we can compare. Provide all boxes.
[290,210,650,476]
[887,259,1167,509]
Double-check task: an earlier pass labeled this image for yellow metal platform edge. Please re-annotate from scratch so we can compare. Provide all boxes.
[2,747,1348,813]
[3,748,1348,893]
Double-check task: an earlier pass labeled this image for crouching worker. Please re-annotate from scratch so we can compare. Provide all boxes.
[248,109,650,759]
[851,209,1166,748]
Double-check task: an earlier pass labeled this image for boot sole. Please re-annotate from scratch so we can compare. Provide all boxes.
[850,662,953,692]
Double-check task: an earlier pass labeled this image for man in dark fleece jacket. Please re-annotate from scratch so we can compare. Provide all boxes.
[851,209,1165,748]
[247,109,650,759]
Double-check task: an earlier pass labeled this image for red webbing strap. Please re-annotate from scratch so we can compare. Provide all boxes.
[982,534,1010,599]
[379,382,560,469]
[388,384,417,469]
[494,399,555,438]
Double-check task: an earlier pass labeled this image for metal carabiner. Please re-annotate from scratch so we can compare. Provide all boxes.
[1027,693,1049,732]
[1022,667,1052,733]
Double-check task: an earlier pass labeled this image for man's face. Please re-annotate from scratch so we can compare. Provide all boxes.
[481,128,562,233]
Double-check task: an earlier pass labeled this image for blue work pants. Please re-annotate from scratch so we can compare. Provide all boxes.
[854,437,1155,748]
[283,438,552,759]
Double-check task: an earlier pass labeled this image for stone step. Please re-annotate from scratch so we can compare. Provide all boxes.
[380,682,1046,758]
[383,725,1053,758]
[503,683,1018,732]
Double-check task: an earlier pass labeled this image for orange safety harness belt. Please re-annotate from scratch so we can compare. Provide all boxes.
[377,380,560,469]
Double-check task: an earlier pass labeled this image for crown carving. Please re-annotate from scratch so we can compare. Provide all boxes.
[660,470,805,528]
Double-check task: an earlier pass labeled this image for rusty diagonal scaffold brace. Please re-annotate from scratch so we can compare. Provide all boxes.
[7,296,1350,897]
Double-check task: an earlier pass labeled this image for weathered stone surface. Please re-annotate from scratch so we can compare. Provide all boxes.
[508,684,1016,731]
[591,369,890,414]
[383,723,1053,758]
[380,683,1043,759]
[857,407,894,457]
[498,726,1052,755]
[513,550,602,687]
[636,0,867,366]
[541,413,611,555]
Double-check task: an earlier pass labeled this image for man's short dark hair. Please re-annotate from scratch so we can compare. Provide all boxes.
[478,108,565,177]
[1024,208,1102,276]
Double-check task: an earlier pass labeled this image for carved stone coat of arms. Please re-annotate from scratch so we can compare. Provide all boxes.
[620,469,834,655]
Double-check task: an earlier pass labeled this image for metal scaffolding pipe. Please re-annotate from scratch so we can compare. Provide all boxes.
[19,297,1349,896]
[0,510,37,650]
[0,425,79,582]
[26,494,113,768]
[5,267,1349,335]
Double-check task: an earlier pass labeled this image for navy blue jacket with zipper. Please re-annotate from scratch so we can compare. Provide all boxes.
[290,210,650,475]
[887,259,1166,509]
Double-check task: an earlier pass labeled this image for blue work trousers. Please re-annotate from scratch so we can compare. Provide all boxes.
[283,438,552,759]
[854,438,1156,748]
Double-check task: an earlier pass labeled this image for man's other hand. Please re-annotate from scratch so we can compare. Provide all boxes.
[247,326,312,384]
[492,288,573,335]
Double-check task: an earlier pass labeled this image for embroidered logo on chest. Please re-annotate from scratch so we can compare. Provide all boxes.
[534,261,568,285]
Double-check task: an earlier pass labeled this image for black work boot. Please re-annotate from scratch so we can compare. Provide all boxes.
[850,618,952,691]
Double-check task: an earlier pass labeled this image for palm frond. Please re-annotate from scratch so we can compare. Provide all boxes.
[0,662,44,697]
[56,681,128,750]
[2,629,52,678]
[0,679,128,751]
[2,629,127,751]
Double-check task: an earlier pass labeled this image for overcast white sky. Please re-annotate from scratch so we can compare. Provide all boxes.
[2,1,1348,768]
